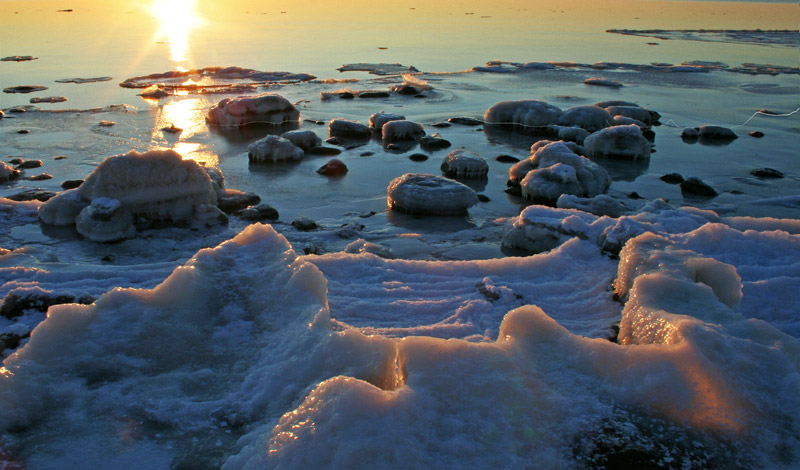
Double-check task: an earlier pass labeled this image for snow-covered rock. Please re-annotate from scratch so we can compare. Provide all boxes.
[281,130,322,151]
[381,120,425,144]
[583,125,651,160]
[557,105,613,132]
[329,119,371,139]
[484,100,563,133]
[206,94,300,127]
[369,112,406,132]
[604,106,658,126]
[440,150,489,179]
[248,135,305,163]
[75,197,136,243]
[387,173,479,215]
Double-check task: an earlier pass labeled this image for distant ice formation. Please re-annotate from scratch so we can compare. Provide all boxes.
[387,173,479,215]
[206,94,300,127]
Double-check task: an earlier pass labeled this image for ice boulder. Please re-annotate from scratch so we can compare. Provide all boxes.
[557,105,613,132]
[387,173,478,215]
[0,162,20,183]
[206,93,300,127]
[329,118,371,139]
[547,125,591,144]
[369,112,406,132]
[281,130,322,151]
[440,149,489,179]
[248,135,305,163]
[509,141,610,201]
[583,125,651,159]
[39,149,219,236]
[604,105,659,126]
[75,197,136,243]
[382,120,425,144]
[484,100,562,133]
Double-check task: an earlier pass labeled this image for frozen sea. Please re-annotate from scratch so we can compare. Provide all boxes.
[1,0,799,468]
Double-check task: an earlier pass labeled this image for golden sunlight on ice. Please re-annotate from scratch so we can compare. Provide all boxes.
[149,0,203,64]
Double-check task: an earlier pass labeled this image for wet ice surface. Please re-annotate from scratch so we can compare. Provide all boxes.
[1,52,800,468]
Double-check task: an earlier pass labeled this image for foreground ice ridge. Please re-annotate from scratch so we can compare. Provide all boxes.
[38,149,223,241]
[1,218,799,468]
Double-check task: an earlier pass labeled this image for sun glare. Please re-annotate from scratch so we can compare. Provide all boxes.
[149,0,203,65]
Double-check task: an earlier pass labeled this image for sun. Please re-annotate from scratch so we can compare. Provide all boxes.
[149,0,203,65]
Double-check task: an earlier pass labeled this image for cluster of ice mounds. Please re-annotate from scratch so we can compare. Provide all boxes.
[248,135,305,163]
[381,120,425,144]
[38,149,222,242]
[484,100,563,132]
[583,124,651,160]
[509,141,610,203]
[206,93,300,127]
[387,173,478,215]
[440,150,489,179]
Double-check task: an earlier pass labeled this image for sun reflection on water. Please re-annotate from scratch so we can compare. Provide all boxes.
[152,98,219,167]
[149,0,203,65]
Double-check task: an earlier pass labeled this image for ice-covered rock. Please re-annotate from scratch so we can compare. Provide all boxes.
[547,125,591,144]
[583,125,651,159]
[440,150,489,179]
[381,120,425,144]
[248,135,305,163]
[344,238,394,258]
[387,173,479,215]
[680,176,718,197]
[281,130,322,151]
[39,149,218,233]
[508,141,610,200]
[369,112,405,132]
[0,162,20,183]
[611,115,648,128]
[329,119,371,139]
[584,77,623,87]
[75,197,136,242]
[520,163,583,202]
[604,106,659,126]
[484,100,563,133]
[206,93,300,127]
[557,105,613,132]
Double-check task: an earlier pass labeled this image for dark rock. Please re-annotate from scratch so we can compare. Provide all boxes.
[505,185,522,196]
[308,146,342,156]
[8,158,24,165]
[627,192,643,200]
[17,130,30,134]
[495,155,520,163]
[61,179,84,189]
[16,159,43,169]
[0,288,94,319]
[3,85,48,94]
[326,137,341,145]
[419,136,451,151]
[359,151,375,157]
[391,84,421,95]
[336,221,364,238]
[642,129,655,141]
[303,246,321,255]
[5,189,56,202]
[30,96,67,104]
[1,56,38,62]
[680,127,699,141]
[748,131,765,138]
[54,155,68,160]
[660,173,684,184]
[357,91,390,99]
[447,117,483,126]
[161,123,182,134]
[292,217,318,231]
[316,158,348,177]
[431,122,451,128]
[680,177,717,197]
[304,119,326,125]
[409,153,428,162]
[217,190,261,213]
[698,125,737,141]
[0,330,27,353]
[28,173,52,181]
[98,120,115,127]
[750,167,784,178]
[336,92,355,99]
[477,194,491,202]
[235,203,280,221]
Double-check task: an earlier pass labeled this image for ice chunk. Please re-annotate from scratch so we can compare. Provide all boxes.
[440,150,489,179]
[547,125,591,144]
[583,125,651,160]
[520,163,583,202]
[387,173,479,215]
[604,105,659,126]
[369,112,406,132]
[206,93,300,127]
[281,130,322,151]
[36,189,89,225]
[484,100,562,133]
[557,105,613,132]
[75,197,136,243]
[329,118,371,138]
[248,135,304,163]
[381,120,425,144]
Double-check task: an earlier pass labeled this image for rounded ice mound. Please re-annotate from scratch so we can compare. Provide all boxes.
[484,100,563,133]
[440,149,489,179]
[75,197,136,243]
[382,120,425,144]
[39,149,218,230]
[557,105,613,132]
[387,173,478,215]
[206,93,300,127]
[281,130,322,151]
[248,135,304,163]
[583,125,651,160]
[518,141,610,201]
[520,163,583,202]
[369,112,405,132]
[328,118,371,139]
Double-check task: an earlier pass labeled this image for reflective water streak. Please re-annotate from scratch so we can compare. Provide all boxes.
[149,0,203,65]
